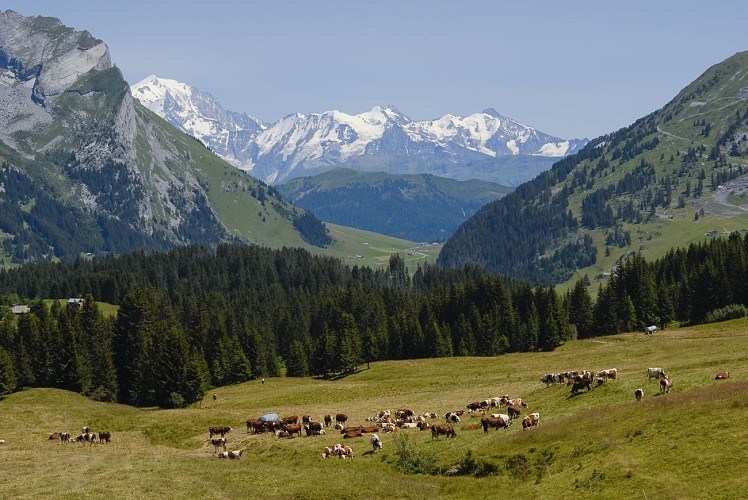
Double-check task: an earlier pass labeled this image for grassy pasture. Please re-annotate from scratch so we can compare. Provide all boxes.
[1,319,747,498]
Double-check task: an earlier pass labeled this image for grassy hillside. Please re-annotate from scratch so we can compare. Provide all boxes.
[321,223,441,272]
[1,319,746,498]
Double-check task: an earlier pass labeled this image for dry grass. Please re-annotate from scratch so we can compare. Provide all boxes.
[1,319,748,498]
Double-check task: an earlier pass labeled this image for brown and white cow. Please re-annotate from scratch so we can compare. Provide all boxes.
[507,404,522,420]
[570,375,592,395]
[660,376,673,394]
[305,421,324,436]
[597,368,618,380]
[338,445,354,459]
[281,415,299,425]
[49,432,61,441]
[322,444,341,458]
[209,426,233,438]
[282,423,303,438]
[634,388,644,401]
[481,415,511,432]
[211,437,227,451]
[431,424,456,439]
[715,371,731,380]
[522,413,540,431]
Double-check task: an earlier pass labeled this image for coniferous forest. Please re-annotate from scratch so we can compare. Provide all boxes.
[1,233,748,408]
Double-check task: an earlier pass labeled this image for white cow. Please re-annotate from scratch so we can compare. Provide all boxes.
[370,433,382,451]
[645,325,657,334]
[647,367,665,381]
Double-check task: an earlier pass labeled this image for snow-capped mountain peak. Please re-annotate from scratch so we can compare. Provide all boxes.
[131,76,587,184]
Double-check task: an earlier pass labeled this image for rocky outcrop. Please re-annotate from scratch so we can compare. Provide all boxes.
[0,10,111,106]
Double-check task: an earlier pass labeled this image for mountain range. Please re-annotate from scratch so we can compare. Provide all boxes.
[131,75,587,186]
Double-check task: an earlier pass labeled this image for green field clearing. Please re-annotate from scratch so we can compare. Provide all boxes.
[1,319,746,498]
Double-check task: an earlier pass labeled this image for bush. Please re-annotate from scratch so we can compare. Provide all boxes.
[393,433,436,475]
[704,304,748,324]
[457,450,499,477]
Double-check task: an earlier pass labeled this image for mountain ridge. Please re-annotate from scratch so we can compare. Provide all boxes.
[438,50,748,287]
[131,75,587,185]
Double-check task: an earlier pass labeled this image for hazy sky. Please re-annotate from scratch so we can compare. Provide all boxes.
[4,1,747,139]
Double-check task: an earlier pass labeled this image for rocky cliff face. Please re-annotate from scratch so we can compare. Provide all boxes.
[0,11,110,106]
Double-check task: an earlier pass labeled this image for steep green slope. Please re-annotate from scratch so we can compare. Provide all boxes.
[439,51,748,287]
[278,168,510,242]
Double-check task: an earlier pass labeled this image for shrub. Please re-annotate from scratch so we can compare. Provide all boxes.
[704,304,748,324]
[393,433,436,475]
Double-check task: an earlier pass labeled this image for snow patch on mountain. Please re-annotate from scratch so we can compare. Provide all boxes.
[131,76,587,184]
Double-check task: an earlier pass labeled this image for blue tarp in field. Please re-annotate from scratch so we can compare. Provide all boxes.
[260,412,280,422]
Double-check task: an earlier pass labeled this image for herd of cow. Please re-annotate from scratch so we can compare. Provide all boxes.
[201,395,549,461]
[34,365,731,462]
[47,426,111,445]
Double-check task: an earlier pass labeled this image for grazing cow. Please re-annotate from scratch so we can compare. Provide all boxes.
[49,432,61,441]
[506,398,528,408]
[634,388,644,401]
[570,375,592,395]
[282,423,303,437]
[281,415,299,425]
[466,401,482,412]
[98,431,111,444]
[246,418,261,434]
[77,432,96,445]
[597,368,618,380]
[209,426,233,438]
[715,371,731,380]
[370,433,382,451]
[60,432,70,444]
[507,404,522,420]
[541,373,565,386]
[211,437,227,451]
[305,421,324,436]
[445,412,461,423]
[335,414,348,426]
[522,413,540,431]
[645,325,657,334]
[647,367,666,381]
[431,424,456,440]
[324,415,333,427]
[481,415,511,432]
[660,376,673,394]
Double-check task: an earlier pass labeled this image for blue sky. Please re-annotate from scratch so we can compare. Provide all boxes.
[3,1,747,139]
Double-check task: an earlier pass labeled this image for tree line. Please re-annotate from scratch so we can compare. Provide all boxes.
[3,231,748,406]
[0,244,572,406]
